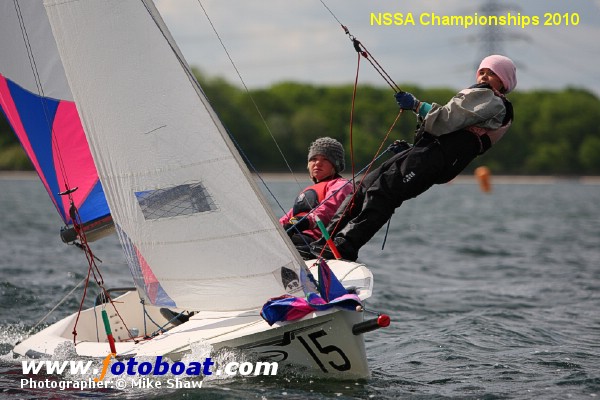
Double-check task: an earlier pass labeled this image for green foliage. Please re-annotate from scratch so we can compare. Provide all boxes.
[1,72,599,176]
[0,113,32,170]
[0,143,32,170]
[201,79,600,176]
[579,135,600,173]
[0,114,17,146]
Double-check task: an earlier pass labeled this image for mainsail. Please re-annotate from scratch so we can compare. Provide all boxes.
[44,0,306,311]
[0,1,109,229]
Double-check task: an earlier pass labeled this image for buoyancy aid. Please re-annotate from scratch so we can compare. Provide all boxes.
[292,180,330,218]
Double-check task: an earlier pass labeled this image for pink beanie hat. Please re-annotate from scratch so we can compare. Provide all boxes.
[477,55,517,93]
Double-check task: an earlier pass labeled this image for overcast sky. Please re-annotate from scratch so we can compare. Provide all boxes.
[154,0,600,96]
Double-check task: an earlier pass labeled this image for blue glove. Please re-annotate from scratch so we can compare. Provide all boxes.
[395,91,420,112]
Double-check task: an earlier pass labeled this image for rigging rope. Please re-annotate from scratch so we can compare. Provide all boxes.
[350,36,402,93]
[319,0,403,93]
[66,200,134,345]
[308,1,409,258]
[313,109,403,259]
[348,52,361,184]
[195,0,305,193]
[13,0,74,208]
[25,277,86,337]
[285,144,393,237]
[67,201,104,344]
[282,1,413,259]
[12,1,131,345]
[194,0,410,222]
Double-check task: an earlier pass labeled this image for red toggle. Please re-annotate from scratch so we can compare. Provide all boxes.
[377,314,391,328]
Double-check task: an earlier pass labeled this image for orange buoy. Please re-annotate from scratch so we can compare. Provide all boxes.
[475,166,492,193]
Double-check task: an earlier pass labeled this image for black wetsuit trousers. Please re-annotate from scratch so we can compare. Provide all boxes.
[327,130,483,250]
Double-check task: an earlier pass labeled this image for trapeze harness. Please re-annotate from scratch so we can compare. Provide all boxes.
[465,84,514,154]
[415,84,514,185]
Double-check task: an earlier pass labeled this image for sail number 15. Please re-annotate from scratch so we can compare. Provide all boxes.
[296,330,351,373]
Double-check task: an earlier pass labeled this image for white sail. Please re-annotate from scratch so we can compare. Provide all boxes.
[0,1,71,101]
[44,0,305,311]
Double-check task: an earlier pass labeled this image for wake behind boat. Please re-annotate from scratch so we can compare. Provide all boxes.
[1,0,387,379]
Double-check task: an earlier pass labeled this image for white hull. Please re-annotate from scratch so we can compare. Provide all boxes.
[13,260,376,379]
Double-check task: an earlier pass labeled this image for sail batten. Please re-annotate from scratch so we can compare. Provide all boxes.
[44,0,304,311]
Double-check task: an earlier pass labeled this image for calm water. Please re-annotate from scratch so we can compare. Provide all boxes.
[0,175,599,399]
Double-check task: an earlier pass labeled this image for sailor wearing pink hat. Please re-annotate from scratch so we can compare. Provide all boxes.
[309,55,517,261]
[477,54,517,94]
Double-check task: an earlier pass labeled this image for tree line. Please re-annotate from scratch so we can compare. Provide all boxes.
[1,69,599,175]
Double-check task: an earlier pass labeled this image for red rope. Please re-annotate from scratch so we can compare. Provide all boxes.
[325,109,403,246]
[341,23,402,93]
[316,46,404,259]
[348,51,361,189]
[353,39,401,93]
[67,199,134,346]
[69,201,98,345]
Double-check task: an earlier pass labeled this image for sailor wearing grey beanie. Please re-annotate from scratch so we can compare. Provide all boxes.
[307,137,346,183]
[307,137,345,183]
[279,137,352,256]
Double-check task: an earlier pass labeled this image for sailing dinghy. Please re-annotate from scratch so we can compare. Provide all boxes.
[1,0,386,378]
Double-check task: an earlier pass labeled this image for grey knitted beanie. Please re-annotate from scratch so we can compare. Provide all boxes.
[307,137,345,173]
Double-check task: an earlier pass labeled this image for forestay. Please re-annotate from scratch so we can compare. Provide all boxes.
[44,0,306,311]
